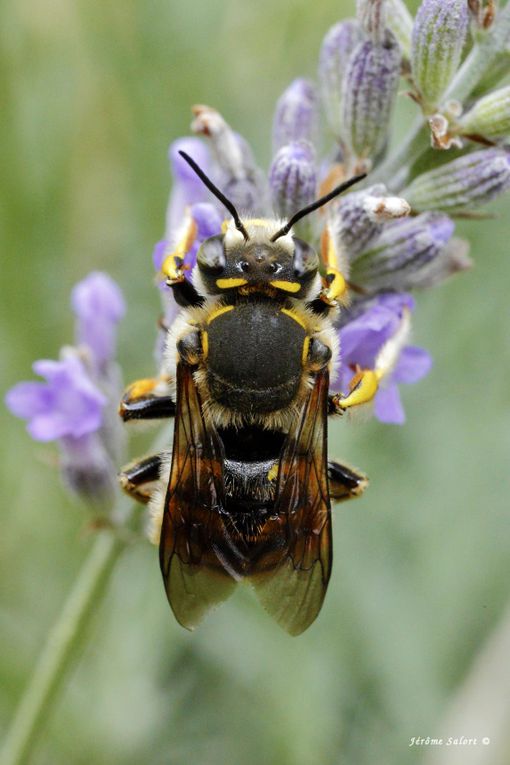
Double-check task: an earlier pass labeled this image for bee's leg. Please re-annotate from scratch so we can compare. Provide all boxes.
[328,459,368,502]
[119,452,167,504]
[328,367,380,414]
[119,377,176,422]
[159,209,204,308]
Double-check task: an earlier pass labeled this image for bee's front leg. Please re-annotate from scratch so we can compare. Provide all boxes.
[328,459,368,502]
[328,368,379,415]
[119,376,176,422]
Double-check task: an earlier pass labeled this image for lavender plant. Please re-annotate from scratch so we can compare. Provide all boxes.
[4,0,510,761]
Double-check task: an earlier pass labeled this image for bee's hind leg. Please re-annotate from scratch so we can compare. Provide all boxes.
[119,452,167,504]
[328,459,368,502]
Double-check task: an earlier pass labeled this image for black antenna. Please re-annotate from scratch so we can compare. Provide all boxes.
[270,173,367,242]
[178,150,249,241]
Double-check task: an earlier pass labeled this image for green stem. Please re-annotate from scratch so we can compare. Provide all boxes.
[370,115,429,190]
[0,529,125,765]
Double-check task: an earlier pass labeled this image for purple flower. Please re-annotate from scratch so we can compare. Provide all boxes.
[334,293,432,424]
[71,272,125,370]
[269,141,317,218]
[5,354,106,441]
[272,79,319,152]
[165,137,212,235]
[153,202,223,277]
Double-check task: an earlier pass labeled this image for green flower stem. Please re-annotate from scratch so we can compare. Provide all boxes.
[0,527,126,765]
[369,115,429,190]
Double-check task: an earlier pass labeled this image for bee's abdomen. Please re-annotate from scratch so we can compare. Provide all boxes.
[205,300,306,413]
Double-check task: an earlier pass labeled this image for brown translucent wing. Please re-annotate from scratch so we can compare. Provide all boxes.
[250,370,332,636]
[159,363,237,630]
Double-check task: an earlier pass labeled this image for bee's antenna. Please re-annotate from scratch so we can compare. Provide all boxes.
[270,173,367,242]
[178,150,249,241]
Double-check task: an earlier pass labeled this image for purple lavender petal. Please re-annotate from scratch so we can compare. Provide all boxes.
[152,239,169,271]
[272,79,319,152]
[5,382,51,418]
[374,384,406,424]
[393,346,433,384]
[71,272,125,367]
[191,202,223,240]
[166,137,212,234]
[6,355,106,442]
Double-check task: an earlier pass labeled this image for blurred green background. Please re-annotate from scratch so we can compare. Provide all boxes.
[2,0,510,763]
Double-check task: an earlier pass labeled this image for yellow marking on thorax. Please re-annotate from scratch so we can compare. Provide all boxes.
[216,277,248,289]
[270,280,301,293]
[206,304,235,324]
[201,330,209,358]
[302,336,310,366]
[280,307,307,331]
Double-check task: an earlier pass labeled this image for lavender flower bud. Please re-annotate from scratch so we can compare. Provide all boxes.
[269,141,316,218]
[402,149,510,212]
[191,104,267,214]
[459,86,510,139]
[71,272,125,372]
[330,184,409,257]
[350,212,455,291]
[342,32,401,161]
[385,0,414,59]
[272,79,319,153]
[404,236,472,289]
[411,0,470,112]
[60,433,116,504]
[356,0,386,43]
[318,20,364,139]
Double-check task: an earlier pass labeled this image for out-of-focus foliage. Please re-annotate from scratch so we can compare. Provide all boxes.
[2,0,510,763]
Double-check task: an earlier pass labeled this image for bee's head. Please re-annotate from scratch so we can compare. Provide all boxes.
[197,223,320,298]
[177,150,366,299]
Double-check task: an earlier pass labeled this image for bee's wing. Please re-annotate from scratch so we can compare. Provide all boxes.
[159,363,237,630]
[250,370,332,636]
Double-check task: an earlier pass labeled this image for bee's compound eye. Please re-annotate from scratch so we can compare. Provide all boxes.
[238,260,251,273]
[197,235,226,274]
[268,262,281,274]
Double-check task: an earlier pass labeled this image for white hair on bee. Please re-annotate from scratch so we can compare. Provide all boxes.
[223,218,294,254]
[146,450,172,545]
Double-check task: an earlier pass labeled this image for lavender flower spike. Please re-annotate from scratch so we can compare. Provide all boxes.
[402,148,510,212]
[269,141,317,219]
[335,293,432,424]
[272,79,319,153]
[411,0,470,113]
[385,0,413,59]
[318,20,364,140]
[166,137,212,235]
[71,272,125,371]
[350,212,455,292]
[342,31,401,163]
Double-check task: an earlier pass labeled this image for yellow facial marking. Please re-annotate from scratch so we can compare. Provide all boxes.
[270,280,301,293]
[206,304,235,324]
[201,330,209,358]
[216,277,248,289]
[280,307,307,331]
[302,336,310,366]
[267,463,279,482]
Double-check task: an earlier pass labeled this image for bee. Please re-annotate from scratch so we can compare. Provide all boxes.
[119,152,372,635]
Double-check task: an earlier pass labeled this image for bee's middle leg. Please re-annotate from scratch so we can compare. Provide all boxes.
[119,377,176,422]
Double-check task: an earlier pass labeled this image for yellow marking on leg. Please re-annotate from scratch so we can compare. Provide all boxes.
[267,463,279,482]
[320,224,348,306]
[206,304,235,324]
[335,369,379,411]
[302,336,310,366]
[201,330,209,358]
[216,277,248,289]
[280,307,307,330]
[161,213,197,282]
[270,280,301,293]
[124,378,161,400]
